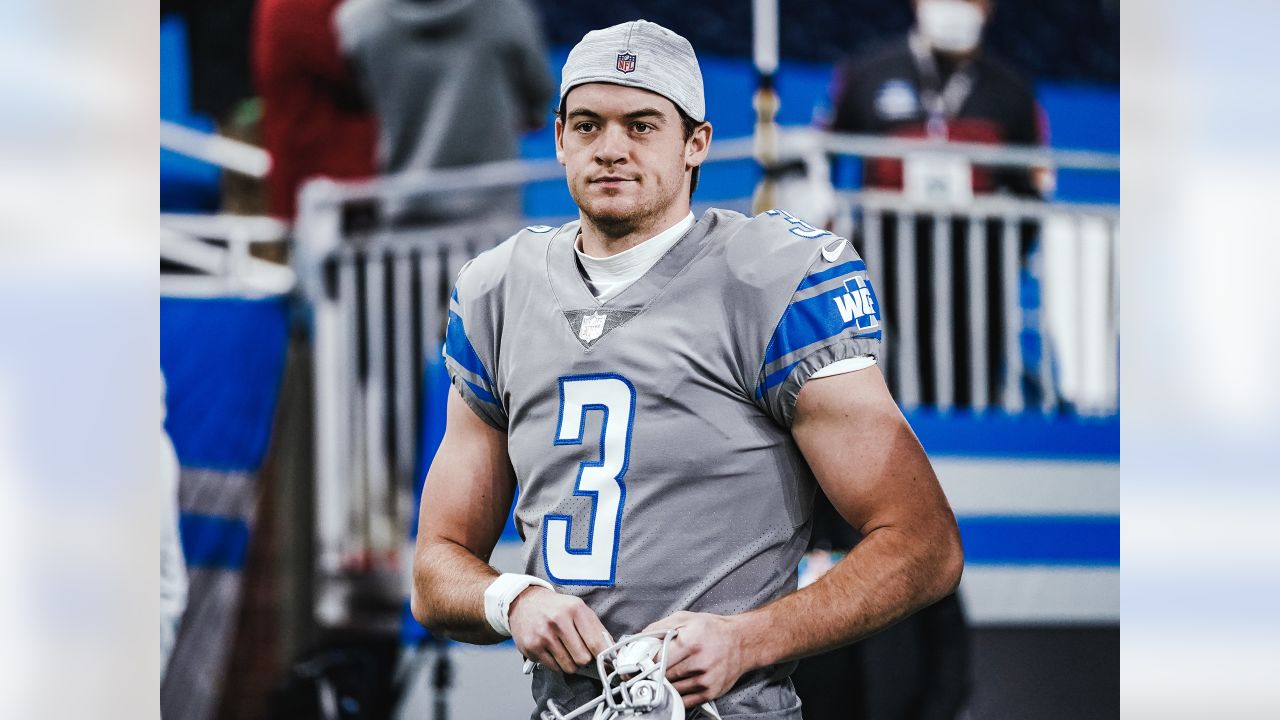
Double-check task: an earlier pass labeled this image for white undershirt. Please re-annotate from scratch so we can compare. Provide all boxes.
[575,213,876,378]
[575,213,697,302]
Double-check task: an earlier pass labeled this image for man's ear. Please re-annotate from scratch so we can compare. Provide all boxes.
[685,121,712,170]
[554,116,566,165]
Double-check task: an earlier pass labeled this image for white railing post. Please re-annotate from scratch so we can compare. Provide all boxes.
[895,212,921,409]
[392,248,417,499]
[966,215,989,412]
[1000,216,1025,414]
[932,213,955,412]
[1080,215,1116,415]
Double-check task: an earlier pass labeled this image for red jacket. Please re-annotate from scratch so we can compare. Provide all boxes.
[252,0,376,219]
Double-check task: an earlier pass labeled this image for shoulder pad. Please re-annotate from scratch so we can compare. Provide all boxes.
[454,220,577,299]
[722,209,859,290]
[754,209,834,240]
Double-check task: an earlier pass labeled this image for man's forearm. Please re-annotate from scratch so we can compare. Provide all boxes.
[411,540,505,644]
[735,523,961,669]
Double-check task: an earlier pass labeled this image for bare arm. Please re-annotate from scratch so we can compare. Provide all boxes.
[645,366,962,706]
[410,387,516,644]
[412,388,614,670]
[737,365,963,663]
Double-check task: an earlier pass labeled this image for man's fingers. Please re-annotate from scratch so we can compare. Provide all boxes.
[513,594,617,674]
[681,694,710,710]
[557,621,595,668]
[672,675,706,693]
[524,631,576,675]
[662,640,695,678]
[545,637,580,674]
[576,608,614,657]
[665,654,700,681]
[672,677,711,706]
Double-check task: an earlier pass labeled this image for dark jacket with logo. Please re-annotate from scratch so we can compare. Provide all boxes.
[831,37,1044,197]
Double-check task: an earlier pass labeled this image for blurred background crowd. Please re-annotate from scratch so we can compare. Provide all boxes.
[158,1,1119,718]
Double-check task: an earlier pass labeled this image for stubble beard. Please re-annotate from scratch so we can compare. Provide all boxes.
[573,176,682,241]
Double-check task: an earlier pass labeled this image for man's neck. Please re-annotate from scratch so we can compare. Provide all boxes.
[578,202,693,258]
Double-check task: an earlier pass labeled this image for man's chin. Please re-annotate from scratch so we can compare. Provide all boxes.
[581,204,647,237]
[581,199,641,226]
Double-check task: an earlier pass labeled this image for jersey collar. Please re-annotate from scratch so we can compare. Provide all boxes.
[546,209,716,315]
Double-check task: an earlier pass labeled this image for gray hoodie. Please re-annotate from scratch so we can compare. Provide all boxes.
[337,0,554,220]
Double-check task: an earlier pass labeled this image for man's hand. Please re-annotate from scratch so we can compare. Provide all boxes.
[641,611,752,709]
[509,587,613,674]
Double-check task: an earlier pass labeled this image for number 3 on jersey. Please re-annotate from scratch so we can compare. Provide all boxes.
[543,374,636,585]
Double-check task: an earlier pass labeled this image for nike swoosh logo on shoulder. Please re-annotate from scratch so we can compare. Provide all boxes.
[821,237,848,263]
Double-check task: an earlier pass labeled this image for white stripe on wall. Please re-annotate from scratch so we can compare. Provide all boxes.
[934,458,1119,516]
[960,566,1119,625]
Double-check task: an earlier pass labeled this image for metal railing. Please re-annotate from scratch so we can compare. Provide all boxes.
[302,219,564,627]
[159,127,291,297]
[844,191,1119,415]
[161,120,273,178]
[160,213,294,297]
[292,130,1119,626]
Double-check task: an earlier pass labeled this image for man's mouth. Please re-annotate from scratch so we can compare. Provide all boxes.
[591,176,635,186]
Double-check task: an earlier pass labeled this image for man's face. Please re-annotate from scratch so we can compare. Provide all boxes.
[555,83,708,235]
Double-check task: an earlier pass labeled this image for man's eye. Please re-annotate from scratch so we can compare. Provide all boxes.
[632,122,652,133]
[576,122,597,133]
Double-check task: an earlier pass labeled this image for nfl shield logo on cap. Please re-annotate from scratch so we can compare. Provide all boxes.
[616,52,636,73]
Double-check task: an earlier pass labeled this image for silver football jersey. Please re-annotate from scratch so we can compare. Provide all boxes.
[443,208,882,718]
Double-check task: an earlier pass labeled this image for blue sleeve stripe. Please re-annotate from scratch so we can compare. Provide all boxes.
[450,287,458,302]
[756,358,804,398]
[764,284,881,365]
[795,260,865,292]
[444,311,493,385]
[756,331,883,399]
[465,378,500,406]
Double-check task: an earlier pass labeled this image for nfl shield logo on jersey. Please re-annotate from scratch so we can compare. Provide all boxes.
[616,52,637,74]
[579,312,607,342]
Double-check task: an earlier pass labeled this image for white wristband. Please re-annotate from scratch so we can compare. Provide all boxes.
[483,573,554,636]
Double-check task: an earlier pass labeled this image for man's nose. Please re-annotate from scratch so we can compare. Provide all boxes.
[593,124,629,166]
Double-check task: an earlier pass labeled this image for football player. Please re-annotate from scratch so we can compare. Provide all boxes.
[411,20,963,719]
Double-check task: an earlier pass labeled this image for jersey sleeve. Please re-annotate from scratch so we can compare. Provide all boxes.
[442,251,511,431]
[744,213,883,428]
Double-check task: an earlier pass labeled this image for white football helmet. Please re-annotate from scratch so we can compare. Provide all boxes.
[534,629,721,720]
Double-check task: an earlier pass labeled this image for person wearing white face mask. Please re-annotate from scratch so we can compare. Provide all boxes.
[829,0,1046,196]
[793,3,1052,718]
[825,0,1051,412]
[917,0,988,56]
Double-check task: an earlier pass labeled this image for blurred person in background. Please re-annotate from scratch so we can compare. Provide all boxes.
[830,0,1047,196]
[253,0,378,221]
[336,0,555,225]
[829,0,1052,410]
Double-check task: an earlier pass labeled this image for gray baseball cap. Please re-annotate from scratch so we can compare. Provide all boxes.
[559,20,706,122]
